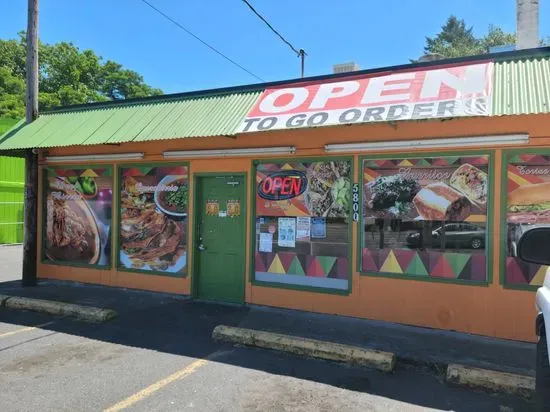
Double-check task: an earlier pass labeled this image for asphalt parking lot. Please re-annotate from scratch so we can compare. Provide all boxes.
[0,246,535,411]
[0,245,22,283]
[0,299,535,412]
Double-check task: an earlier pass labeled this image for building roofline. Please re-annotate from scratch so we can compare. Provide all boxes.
[45,46,550,115]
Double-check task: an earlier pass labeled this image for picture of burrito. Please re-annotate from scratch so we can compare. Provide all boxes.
[413,182,472,221]
[450,163,487,209]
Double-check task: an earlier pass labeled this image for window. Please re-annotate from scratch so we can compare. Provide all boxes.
[253,159,352,291]
[118,164,189,276]
[505,153,550,287]
[361,155,489,282]
[43,166,113,267]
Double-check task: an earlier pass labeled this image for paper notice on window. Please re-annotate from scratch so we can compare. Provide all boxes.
[259,233,273,253]
[278,217,296,248]
[296,217,311,240]
[311,217,327,239]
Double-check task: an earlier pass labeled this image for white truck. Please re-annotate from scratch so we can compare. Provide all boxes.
[518,227,550,411]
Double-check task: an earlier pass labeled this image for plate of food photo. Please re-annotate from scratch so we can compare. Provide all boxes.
[120,176,187,273]
[154,175,188,218]
[45,185,101,265]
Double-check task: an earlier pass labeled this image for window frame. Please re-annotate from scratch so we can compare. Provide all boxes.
[116,162,190,278]
[249,156,354,295]
[357,150,494,287]
[41,164,114,270]
[500,148,550,291]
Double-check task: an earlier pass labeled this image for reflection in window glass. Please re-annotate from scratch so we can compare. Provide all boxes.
[361,155,489,282]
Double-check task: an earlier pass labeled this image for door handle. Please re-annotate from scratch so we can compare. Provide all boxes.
[198,235,207,251]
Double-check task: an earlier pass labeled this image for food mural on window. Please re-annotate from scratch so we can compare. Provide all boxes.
[254,160,352,290]
[119,165,188,275]
[44,167,112,267]
[505,153,550,286]
[361,155,489,282]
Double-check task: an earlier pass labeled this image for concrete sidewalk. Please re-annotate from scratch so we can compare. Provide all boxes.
[0,278,535,378]
[0,279,190,315]
[237,306,536,377]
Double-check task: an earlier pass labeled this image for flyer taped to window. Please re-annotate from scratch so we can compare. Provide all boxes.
[278,218,296,248]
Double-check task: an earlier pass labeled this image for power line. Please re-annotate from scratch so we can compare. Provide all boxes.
[240,0,302,56]
[240,0,306,77]
[139,0,265,82]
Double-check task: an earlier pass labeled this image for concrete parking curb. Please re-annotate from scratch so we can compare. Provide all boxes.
[212,325,396,372]
[1,296,117,323]
[446,364,535,397]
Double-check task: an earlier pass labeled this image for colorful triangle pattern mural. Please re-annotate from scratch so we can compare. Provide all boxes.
[361,248,486,281]
[256,252,347,279]
[120,166,188,177]
[363,155,489,170]
[505,256,548,286]
[51,167,112,177]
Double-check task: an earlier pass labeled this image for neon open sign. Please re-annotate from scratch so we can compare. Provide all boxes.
[258,171,307,201]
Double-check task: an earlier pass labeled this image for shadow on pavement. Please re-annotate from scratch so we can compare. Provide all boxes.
[0,280,535,411]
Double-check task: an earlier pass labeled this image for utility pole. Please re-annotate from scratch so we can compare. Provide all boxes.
[299,49,306,78]
[22,0,39,287]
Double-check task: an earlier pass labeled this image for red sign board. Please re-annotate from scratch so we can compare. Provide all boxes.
[239,62,494,133]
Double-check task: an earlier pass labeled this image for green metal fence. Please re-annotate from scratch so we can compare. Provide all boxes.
[0,118,24,244]
[0,156,24,244]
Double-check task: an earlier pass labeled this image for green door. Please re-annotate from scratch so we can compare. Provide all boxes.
[195,175,246,303]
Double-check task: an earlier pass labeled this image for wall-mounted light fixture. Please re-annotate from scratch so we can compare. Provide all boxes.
[45,152,144,163]
[163,146,296,159]
[324,134,529,153]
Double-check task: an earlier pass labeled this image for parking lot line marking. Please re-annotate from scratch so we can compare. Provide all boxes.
[0,321,55,339]
[103,357,210,412]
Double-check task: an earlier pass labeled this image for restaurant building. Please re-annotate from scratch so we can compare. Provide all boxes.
[1,48,549,342]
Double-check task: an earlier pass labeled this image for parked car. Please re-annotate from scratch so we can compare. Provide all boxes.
[406,223,485,249]
[517,226,550,411]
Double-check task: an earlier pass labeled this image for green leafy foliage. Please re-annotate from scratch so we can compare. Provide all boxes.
[420,16,518,59]
[0,117,19,134]
[0,32,162,118]
[424,16,481,58]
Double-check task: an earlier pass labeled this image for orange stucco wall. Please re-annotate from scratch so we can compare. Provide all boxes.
[38,114,550,342]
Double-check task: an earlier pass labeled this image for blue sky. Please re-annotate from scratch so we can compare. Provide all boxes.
[1,1,548,94]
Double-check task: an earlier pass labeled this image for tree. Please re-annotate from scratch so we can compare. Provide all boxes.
[420,16,517,59]
[0,32,162,118]
[99,61,162,100]
[481,25,516,51]
[424,16,481,58]
[0,67,25,118]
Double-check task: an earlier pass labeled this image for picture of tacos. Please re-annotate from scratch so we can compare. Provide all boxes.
[119,170,188,273]
[304,161,351,217]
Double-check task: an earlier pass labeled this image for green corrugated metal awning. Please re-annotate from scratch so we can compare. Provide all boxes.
[2,51,550,152]
[493,55,550,116]
[0,90,261,150]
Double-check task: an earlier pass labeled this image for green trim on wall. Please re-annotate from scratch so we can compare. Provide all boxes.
[498,147,550,292]
[190,172,248,300]
[250,155,354,295]
[116,162,190,278]
[357,150,495,287]
[41,164,114,270]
